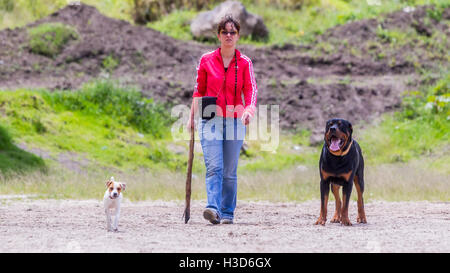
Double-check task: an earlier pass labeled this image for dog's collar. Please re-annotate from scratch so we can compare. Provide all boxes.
[339,139,353,156]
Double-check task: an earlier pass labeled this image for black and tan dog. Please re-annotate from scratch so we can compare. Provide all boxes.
[315,118,367,226]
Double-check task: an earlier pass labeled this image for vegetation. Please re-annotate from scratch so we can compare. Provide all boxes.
[0,75,447,201]
[0,125,46,175]
[28,22,79,57]
[43,80,173,138]
[360,71,449,166]
[146,0,450,45]
[101,55,120,73]
[146,9,198,41]
[0,0,448,201]
[0,81,184,173]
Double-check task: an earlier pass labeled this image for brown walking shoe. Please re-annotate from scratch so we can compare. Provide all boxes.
[203,208,220,225]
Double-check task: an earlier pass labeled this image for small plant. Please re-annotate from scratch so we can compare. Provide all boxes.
[102,54,120,73]
[28,22,79,58]
[376,24,393,43]
[426,7,443,21]
[32,117,47,134]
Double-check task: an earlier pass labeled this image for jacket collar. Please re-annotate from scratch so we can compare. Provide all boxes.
[215,47,241,63]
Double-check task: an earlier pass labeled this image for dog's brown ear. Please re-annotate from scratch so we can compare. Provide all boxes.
[106,180,112,188]
[120,183,126,191]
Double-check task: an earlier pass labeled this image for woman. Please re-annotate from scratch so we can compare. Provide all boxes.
[187,15,258,225]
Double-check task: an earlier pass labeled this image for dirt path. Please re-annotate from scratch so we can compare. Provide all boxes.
[0,197,448,253]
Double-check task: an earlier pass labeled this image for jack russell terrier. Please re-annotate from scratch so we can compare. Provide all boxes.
[104,177,126,232]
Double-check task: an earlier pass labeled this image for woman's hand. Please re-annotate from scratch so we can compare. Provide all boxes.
[241,106,256,125]
[187,98,199,132]
[241,112,251,125]
[186,117,197,132]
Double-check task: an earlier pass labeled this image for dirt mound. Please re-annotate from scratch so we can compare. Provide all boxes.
[0,4,448,138]
[0,4,204,95]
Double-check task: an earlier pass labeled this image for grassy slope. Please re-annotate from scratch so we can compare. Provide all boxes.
[0,81,185,172]
[0,75,448,201]
[0,125,46,175]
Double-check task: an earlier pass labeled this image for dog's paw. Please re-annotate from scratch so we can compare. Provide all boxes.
[330,214,341,223]
[341,217,352,226]
[314,218,326,226]
[357,215,367,224]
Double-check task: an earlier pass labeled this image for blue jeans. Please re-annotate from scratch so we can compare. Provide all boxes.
[198,117,245,220]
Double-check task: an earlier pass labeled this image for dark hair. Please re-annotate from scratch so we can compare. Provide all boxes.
[217,15,240,35]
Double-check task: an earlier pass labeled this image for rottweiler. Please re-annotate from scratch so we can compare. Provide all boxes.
[315,118,367,226]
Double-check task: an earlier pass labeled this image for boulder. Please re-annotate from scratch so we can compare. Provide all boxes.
[190,1,268,40]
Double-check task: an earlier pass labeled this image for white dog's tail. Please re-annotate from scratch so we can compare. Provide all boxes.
[110,176,115,181]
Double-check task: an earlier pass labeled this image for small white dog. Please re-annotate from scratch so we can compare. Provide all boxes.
[104,176,126,232]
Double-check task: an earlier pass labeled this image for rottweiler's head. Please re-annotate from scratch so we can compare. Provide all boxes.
[324,118,353,155]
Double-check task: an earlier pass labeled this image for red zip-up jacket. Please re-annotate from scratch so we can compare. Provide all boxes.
[193,48,257,118]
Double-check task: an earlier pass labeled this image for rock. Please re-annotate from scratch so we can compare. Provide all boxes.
[309,129,324,146]
[190,1,268,40]
[292,145,302,152]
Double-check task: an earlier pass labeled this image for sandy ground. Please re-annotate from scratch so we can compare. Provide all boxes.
[0,197,448,253]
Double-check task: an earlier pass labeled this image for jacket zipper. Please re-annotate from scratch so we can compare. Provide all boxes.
[223,65,228,109]
[220,51,237,115]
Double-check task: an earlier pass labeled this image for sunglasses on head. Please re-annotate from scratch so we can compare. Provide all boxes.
[220,30,237,36]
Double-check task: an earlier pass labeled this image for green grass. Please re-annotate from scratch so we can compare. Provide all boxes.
[376,25,409,45]
[360,72,449,167]
[0,80,186,173]
[1,156,447,202]
[1,75,449,201]
[42,80,173,138]
[239,132,319,173]
[365,18,449,64]
[238,159,449,202]
[146,9,198,41]
[146,0,450,46]
[0,166,190,200]
[28,22,79,57]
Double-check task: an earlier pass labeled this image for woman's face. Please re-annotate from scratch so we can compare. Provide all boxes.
[218,22,239,48]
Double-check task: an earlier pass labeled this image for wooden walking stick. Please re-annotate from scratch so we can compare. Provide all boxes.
[183,109,195,224]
